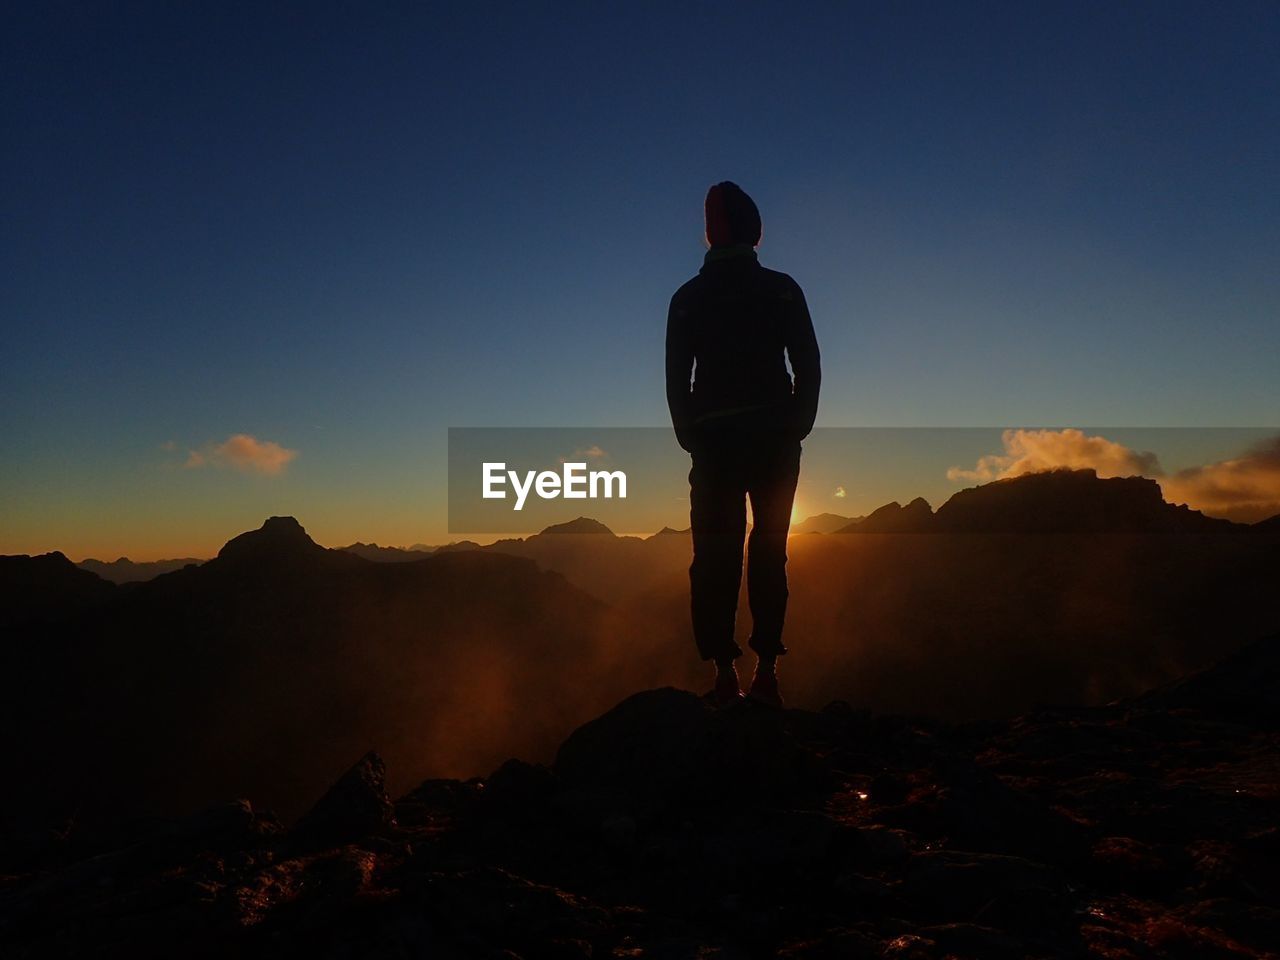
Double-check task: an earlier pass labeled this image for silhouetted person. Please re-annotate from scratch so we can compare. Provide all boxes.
[666,182,821,707]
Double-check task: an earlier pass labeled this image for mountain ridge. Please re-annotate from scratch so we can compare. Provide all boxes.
[36,471,1275,587]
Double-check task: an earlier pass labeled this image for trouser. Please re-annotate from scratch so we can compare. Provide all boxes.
[688,434,802,662]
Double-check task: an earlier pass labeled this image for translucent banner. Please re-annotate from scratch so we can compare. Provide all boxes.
[447,426,1280,535]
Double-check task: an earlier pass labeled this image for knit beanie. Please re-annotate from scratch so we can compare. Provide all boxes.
[704,181,762,248]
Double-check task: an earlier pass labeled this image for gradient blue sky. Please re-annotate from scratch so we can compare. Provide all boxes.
[3,2,1278,558]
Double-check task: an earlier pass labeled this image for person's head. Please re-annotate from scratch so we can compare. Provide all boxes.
[704,181,762,249]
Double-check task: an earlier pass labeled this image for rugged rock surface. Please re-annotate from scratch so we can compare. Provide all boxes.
[1,635,1277,958]
[290,752,396,850]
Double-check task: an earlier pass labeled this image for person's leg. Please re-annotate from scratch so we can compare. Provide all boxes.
[742,442,800,707]
[745,441,801,662]
[689,452,748,676]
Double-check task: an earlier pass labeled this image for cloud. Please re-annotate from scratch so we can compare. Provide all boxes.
[1161,436,1280,523]
[834,486,847,499]
[947,428,1280,523]
[559,444,608,464]
[184,434,298,476]
[947,428,1160,482]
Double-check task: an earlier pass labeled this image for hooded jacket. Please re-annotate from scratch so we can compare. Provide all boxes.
[665,245,821,452]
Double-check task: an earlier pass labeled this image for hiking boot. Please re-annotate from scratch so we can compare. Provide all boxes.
[711,663,743,707]
[747,668,784,708]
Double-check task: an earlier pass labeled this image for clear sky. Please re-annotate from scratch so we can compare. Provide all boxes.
[3,2,1278,559]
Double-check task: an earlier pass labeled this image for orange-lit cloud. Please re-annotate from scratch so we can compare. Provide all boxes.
[1161,436,1280,523]
[184,433,298,476]
[947,428,1160,482]
[558,444,608,465]
[947,428,1280,523]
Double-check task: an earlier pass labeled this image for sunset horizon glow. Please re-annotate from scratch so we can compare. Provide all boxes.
[4,4,1277,561]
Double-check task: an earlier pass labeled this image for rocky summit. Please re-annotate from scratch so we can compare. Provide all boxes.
[1,635,1277,959]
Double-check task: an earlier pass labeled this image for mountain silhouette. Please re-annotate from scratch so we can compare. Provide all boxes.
[4,469,1279,839]
[839,496,934,533]
[647,525,691,538]
[0,521,613,827]
[431,539,482,553]
[835,470,1240,535]
[477,518,684,604]
[214,515,357,570]
[790,512,862,535]
[78,555,205,583]
[538,516,616,535]
[337,541,433,562]
[933,468,1238,533]
[1252,511,1280,534]
[63,473,1272,590]
[0,550,116,628]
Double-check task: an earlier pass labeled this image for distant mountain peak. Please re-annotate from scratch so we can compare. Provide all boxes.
[790,513,862,536]
[840,497,935,533]
[262,515,307,535]
[216,516,326,565]
[538,517,615,536]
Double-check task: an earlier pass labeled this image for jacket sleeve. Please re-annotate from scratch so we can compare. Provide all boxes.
[784,279,821,439]
[665,290,696,452]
